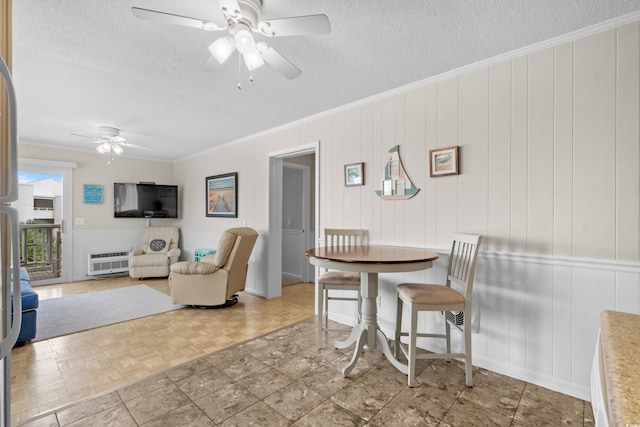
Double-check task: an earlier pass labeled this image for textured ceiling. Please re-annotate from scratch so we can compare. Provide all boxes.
[11,1,640,162]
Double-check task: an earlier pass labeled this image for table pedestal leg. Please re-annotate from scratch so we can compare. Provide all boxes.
[336,271,410,376]
[334,323,362,349]
[341,327,367,376]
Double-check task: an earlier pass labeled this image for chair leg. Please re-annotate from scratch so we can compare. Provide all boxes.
[464,314,473,386]
[408,304,418,387]
[323,288,329,329]
[394,295,403,359]
[316,283,323,349]
[445,312,451,362]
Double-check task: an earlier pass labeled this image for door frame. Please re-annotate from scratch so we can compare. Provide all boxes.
[267,141,319,299]
[18,158,75,284]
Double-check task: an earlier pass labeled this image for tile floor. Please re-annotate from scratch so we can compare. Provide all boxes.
[18,318,594,426]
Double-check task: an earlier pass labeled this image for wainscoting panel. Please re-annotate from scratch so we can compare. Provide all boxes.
[525,261,554,377]
[616,271,640,313]
[245,234,269,297]
[552,265,574,384]
[282,229,305,280]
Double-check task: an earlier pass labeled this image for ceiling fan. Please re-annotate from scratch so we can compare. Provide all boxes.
[131,0,331,86]
[71,126,148,163]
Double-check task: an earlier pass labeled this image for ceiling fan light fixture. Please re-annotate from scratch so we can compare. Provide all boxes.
[209,36,236,64]
[112,143,124,155]
[96,142,112,154]
[234,28,256,55]
[243,50,264,71]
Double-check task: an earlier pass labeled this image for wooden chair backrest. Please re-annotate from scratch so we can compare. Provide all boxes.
[446,233,482,300]
[324,228,365,247]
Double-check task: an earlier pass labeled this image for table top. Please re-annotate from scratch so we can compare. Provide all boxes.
[305,245,438,265]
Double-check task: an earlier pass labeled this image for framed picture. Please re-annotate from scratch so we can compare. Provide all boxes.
[429,146,459,177]
[83,184,103,204]
[345,162,364,187]
[206,172,237,217]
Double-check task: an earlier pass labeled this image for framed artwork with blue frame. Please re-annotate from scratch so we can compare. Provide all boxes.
[83,184,103,204]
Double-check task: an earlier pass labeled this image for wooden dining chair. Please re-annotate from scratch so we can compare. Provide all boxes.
[394,233,482,387]
[316,228,365,348]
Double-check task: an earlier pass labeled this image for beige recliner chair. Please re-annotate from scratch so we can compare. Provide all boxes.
[169,227,258,307]
[129,226,181,279]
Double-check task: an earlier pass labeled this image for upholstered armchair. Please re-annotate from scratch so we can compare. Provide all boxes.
[129,226,181,279]
[169,227,258,307]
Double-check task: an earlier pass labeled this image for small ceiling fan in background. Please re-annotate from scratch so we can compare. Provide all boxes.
[132,0,331,87]
[72,126,149,164]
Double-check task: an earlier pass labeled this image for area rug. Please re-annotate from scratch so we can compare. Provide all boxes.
[35,285,183,341]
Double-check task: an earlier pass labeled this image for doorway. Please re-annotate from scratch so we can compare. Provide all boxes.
[17,158,74,285]
[282,157,314,285]
[267,142,319,299]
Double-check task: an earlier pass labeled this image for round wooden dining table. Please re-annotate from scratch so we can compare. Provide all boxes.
[305,244,438,376]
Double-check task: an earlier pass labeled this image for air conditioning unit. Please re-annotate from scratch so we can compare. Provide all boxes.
[87,249,130,276]
[443,310,465,326]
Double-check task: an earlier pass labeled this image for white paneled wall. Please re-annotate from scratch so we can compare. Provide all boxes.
[172,20,640,400]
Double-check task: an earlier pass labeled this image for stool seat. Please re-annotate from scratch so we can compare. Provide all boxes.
[396,283,464,306]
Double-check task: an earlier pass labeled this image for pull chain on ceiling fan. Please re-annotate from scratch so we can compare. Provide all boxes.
[131,0,331,87]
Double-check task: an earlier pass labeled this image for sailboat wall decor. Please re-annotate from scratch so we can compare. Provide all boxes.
[375,145,420,200]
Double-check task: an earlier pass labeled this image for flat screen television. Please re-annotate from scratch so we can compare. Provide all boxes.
[114,183,178,218]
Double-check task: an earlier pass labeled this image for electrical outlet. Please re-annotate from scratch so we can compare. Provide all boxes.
[75,218,85,225]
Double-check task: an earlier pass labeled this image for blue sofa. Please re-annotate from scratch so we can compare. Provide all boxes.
[16,268,38,345]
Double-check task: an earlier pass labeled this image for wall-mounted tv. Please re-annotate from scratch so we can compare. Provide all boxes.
[114,183,178,218]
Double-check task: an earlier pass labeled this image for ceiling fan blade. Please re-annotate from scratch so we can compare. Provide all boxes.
[203,55,225,71]
[71,133,105,144]
[123,142,151,150]
[256,43,301,80]
[71,132,95,139]
[131,7,227,31]
[75,140,103,146]
[257,14,331,37]
[217,0,242,19]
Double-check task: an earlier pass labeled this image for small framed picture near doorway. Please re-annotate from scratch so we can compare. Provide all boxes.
[345,162,364,186]
[206,172,237,217]
[429,146,459,177]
